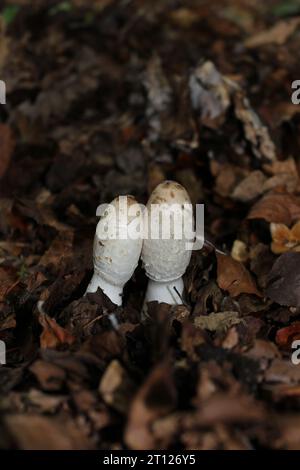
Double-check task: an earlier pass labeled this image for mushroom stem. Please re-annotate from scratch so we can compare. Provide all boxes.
[144,277,184,305]
[86,271,123,306]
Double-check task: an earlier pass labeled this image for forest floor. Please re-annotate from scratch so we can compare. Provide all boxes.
[1,0,300,450]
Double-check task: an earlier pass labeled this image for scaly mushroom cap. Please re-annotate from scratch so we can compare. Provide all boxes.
[94,195,143,286]
[141,181,194,282]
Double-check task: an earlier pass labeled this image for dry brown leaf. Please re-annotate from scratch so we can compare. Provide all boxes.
[275,322,300,350]
[189,61,231,129]
[273,415,300,450]
[266,252,300,307]
[245,18,300,48]
[125,360,177,450]
[39,231,74,268]
[265,359,300,385]
[271,221,300,254]
[3,414,93,450]
[99,360,136,414]
[0,266,19,303]
[196,393,265,426]
[29,359,66,391]
[216,253,261,298]
[212,162,246,198]
[0,124,14,180]
[194,311,242,333]
[234,91,276,162]
[39,312,76,349]
[231,170,266,202]
[248,192,300,225]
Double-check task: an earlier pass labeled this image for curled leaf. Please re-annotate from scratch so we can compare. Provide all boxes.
[248,193,300,225]
[39,312,76,349]
[266,252,300,307]
[271,221,300,254]
[217,253,262,298]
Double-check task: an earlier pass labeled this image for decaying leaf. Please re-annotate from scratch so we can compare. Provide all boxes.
[231,240,249,263]
[265,359,300,385]
[189,61,276,161]
[194,311,242,334]
[248,192,300,225]
[29,360,66,392]
[3,414,94,450]
[99,360,136,414]
[234,92,276,162]
[270,221,300,254]
[266,252,300,307]
[3,0,300,452]
[0,124,14,180]
[125,361,177,450]
[245,18,300,48]
[39,312,76,349]
[231,170,266,202]
[189,61,232,129]
[275,322,300,349]
[216,253,261,298]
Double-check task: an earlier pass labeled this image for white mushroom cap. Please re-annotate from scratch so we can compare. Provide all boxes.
[93,195,143,287]
[141,181,194,282]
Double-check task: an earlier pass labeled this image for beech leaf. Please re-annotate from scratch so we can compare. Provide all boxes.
[266,252,300,307]
[216,253,262,298]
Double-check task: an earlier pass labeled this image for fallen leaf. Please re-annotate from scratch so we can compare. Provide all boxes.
[99,360,136,414]
[3,414,94,450]
[231,170,266,202]
[271,221,300,254]
[0,124,14,180]
[29,359,66,391]
[275,322,300,349]
[222,327,239,350]
[216,253,262,297]
[245,18,300,48]
[189,61,231,129]
[265,359,300,385]
[194,311,242,333]
[190,61,276,161]
[234,91,276,162]
[39,313,76,349]
[196,393,265,426]
[212,162,246,198]
[273,415,300,450]
[25,388,66,413]
[245,339,280,361]
[125,360,177,450]
[0,266,19,303]
[248,192,300,225]
[266,252,300,307]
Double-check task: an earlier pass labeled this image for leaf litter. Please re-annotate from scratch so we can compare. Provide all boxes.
[1,0,300,450]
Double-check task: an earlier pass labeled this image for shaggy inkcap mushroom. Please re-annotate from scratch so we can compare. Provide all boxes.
[142,180,194,305]
[86,195,143,306]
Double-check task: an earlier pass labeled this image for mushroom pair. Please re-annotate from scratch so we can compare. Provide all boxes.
[86,181,194,307]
